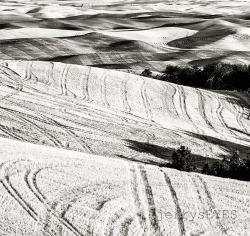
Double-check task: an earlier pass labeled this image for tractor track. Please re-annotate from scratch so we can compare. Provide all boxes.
[140,79,153,122]
[0,105,62,147]
[196,175,227,235]
[25,168,84,236]
[0,161,56,236]
[160,169,185,236]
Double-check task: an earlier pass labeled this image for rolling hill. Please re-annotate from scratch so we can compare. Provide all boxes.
[0,60,249,163]
[0,0,250,235]
[0,0,249,71]
[0,137,250,236]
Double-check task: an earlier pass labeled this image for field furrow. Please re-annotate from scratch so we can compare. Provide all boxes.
[25,168,83,236]
[140,79,153,121]
[121,78,131,113]
[128,163,148,235]
[138,164,160,235]
[196,175,228,235]
[160,169,186,236]
[196,89,215,131]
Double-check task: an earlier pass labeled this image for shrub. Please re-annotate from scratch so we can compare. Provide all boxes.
[202,151,250,181]
[171,146,196,172]
[141,68,152,77]
[201,162,211,174]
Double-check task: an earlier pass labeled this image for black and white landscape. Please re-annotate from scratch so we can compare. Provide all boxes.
[0,0,249,235]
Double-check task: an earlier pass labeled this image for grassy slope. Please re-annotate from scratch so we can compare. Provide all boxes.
[0,60,249,163]
[0,136,249,235]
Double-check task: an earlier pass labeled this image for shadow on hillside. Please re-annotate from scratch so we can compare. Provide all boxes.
[117,154,164,166]
[185,132,250,155]
[229,127,250,139]
[124,139,216,168]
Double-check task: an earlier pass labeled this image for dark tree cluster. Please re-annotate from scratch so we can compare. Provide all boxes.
[168,146,250,181]
[153,63,250,92]
[202,151,250,181]
[171,146,196,172]
[141,68,152,78]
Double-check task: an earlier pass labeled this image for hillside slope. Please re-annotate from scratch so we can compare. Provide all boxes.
[0,137,249,236]
[0,60,249,164]
[0,0,250,71]
[1,1,250,235]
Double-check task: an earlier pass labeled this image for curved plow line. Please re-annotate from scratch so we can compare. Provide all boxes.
[0,64,23,89]
[141,79,153,122]
[0,102,61,146]
[138,164,161,235]
[121,218,135,236]
[0,64,21,80]
[215,95,236,137]
[31,168,110,236]
[235,102,248,133]
[177,86,187,120]
[160,169,186,236]
[196,175,227,235]
[1,97,62,128]
[0,178,39,221]
[104,206,127,236]
[0,105,62,147]
[3,101,54,125]
[163,84,179,117]
[231,99,249,134]
[142,130,156,144]
[25,169,84,236]
[80,67,91,102]
[12,97,127,145]
[170,83,182,119]
[0,163,56,236]
[33,82,160,132]
[90,199,130,236]
[60,126,93,153]
[128,163,149,235]
[4,97,93,153]
[46,62,55,85]
[121,77,131,113]
[0,90,19,101]
[224,99,250,142]
[189,175,215,232]
[23,61,32,81]
[8,91,162,151]
[178,85,200,134]
[59,64,70,96]
[42,115,93,153]
[220,98,244,138]
[10,98,91,152]
[0,124,25,141]
[196,89,215,131]
[100,72,109,108]
[49,183,105,217]
[8,80,153,131]
[112,212,135,236]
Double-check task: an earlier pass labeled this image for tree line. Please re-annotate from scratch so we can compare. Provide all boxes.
[164,146,250,181]
[142,63,250,92]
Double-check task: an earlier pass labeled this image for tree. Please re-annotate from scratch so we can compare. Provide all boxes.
[209,161,221,176]
[141,68,152,77]
[172,146,196,172]
[202,162,211,174]
[219,157,230,177]
[202,151,250,181]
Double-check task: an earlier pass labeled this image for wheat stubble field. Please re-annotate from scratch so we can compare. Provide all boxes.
[0,0,250,236]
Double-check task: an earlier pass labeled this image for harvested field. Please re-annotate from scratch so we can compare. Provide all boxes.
[0,0,250,235]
